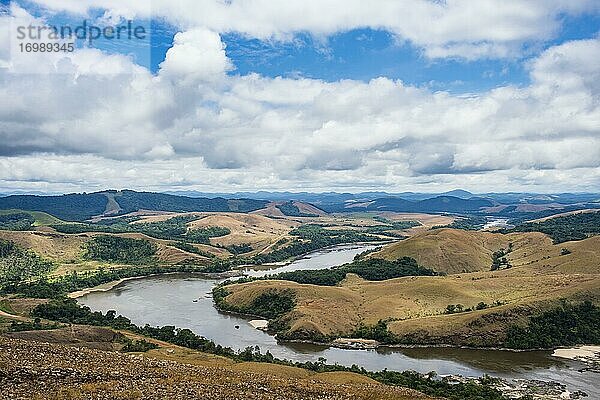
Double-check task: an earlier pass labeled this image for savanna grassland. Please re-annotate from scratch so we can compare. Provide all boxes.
[218,228,600,347]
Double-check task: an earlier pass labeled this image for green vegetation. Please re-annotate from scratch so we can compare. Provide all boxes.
[506,212,600,243]
[370,371,504,400]
[253,224,384,264]
[120,338,159,353]
[53,216,231,244]
[0,240,55,285]
[171,242,216,258]
[353,246,383,261]
[0,191,269,221]
[224,244,253,255]
[270,257,436,286]
[0,193,108,221]
[372,216,421,230]
[491,243,512,271]
[444,301,505,315]
[433,215,487,231]
[213,287,296,319]
[31,298,504,400]
[0,209,65,226]
[8,318,61,332]
[0,212,35,231]
[0,262,229,299]
[276,202,318,217]
[84,236,157,265]
[351,319,397,343]
[505,301,600,349]
[114,190,268,214]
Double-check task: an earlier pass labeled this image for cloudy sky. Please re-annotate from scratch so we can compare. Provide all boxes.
[1,0,599,194]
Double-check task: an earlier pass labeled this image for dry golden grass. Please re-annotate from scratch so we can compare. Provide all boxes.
[224,268,600,341]
[373,228,511,274]
[0,230,85,263]
[223,230,600,343]
[381,212,456,235]
[0,230,212,276]
[293,201,328,216]
[251,202,288,217]
[526,208,600,223]
[189,213,300,254]
[374,228,600,275]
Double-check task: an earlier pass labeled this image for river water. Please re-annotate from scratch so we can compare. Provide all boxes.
[78,243,598,396]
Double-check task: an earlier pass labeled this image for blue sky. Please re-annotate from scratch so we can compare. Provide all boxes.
[1,1,600,193]
[13,0,600,94]
[153,14,598,93]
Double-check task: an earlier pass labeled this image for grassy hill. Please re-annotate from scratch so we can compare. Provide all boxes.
[218,230,600,346]
[219,268,600,346]
[369,228,600,275]
[326,195,493,213]
[0,210,65,227]
[372,229,509,274]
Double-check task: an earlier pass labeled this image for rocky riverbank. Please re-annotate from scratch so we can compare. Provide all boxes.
[444,375,589,399]
[553,345,600,373]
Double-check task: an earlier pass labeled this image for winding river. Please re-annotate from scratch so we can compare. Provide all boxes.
[78,244,599,396]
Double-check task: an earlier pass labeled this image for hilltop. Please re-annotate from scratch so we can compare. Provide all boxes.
[0,190,269,222]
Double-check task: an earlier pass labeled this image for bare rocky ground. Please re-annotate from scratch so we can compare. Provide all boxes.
[0,336,432,400]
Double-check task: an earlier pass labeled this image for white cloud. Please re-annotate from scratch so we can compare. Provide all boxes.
[0,6,599,193]
[160,28,233,84]
[24,0,600,60]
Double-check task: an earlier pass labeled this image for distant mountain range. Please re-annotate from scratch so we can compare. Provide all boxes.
[0,190,268,222]
[322,195,493,213]
[0,189,598,222]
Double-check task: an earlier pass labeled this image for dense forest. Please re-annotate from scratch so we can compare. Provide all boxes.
[115,190,268,214]
[437,215,488,230]
[31,298,504,400]
[171,242,216,258]
[84,236,157,265]
[275,202,319,217]
[0,212,35,231]
[0,240,55,285]
[0,263,228,299]
[224,243,254,255]
[0,193,108,221]
[0,190,268,222]
[54,216,231,244]
[372,216,420,230]
[270,257,436,286]
[506,212,600,243]
[213,287,296,319]
[504,301,600,349]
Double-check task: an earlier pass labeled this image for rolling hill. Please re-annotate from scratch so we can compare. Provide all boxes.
[219,229,600,346]
[324,195,494,213]
[0,191,269,222]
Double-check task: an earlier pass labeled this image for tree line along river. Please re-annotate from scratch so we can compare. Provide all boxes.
[78,243,599,396]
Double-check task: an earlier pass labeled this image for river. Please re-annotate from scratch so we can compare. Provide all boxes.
[78,243,598,396]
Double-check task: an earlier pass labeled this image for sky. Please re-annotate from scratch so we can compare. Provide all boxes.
[0,0,599,194]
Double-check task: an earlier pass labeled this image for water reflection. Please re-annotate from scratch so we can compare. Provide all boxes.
[79,244,598,396]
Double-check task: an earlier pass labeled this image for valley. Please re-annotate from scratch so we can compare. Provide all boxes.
[1,189,599,399]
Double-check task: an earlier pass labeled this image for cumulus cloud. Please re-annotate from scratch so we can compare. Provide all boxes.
[160,28,233,83]
[0,5,599,193]
[24,0,600,60]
